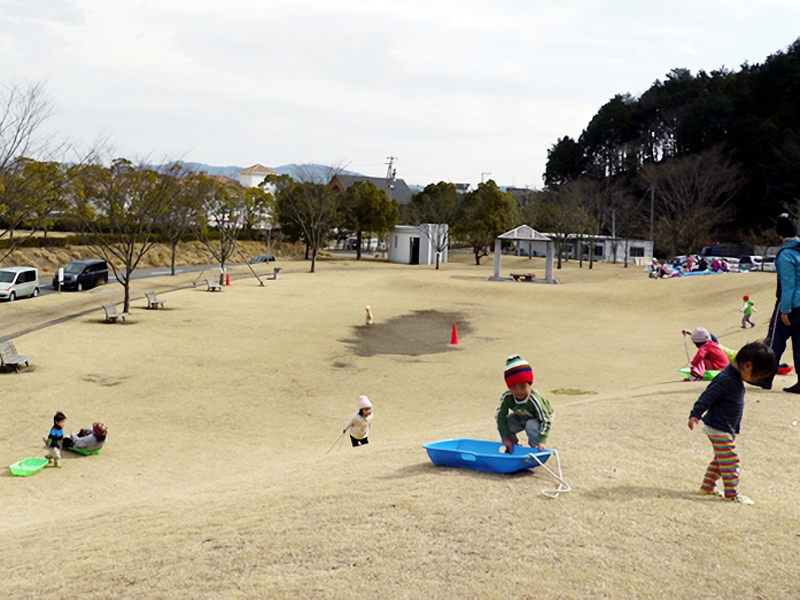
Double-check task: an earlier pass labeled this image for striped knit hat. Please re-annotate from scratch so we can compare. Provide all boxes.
[504,355,533,388]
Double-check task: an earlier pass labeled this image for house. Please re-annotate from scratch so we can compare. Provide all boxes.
[329,174,413,204]
[387,224,448,265]
[239,164,277,188]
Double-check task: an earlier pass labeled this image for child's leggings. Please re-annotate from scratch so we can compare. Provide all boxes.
[701,433,740,498]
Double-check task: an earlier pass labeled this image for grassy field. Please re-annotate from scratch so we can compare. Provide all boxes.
[1,254,798,598]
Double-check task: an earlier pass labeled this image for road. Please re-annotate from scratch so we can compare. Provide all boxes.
[40,264,220,297]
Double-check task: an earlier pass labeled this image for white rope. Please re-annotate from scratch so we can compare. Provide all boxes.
[527,449,571,499]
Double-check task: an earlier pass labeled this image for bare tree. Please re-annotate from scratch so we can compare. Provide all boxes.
[193,174,247,283]
[70,158,175,313]
[155,165,205,275]
[641,146,745,257]
[275,165,343,273]
[411,182,461,270]
[0,82,94,261]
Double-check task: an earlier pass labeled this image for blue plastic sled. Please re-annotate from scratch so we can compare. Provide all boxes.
[423,438,553,474]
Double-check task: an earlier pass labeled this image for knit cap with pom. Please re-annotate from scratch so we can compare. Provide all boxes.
[358,395,372,409]
[504,355,534,388]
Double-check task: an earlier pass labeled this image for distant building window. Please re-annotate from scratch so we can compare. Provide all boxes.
[394,235,398,248]
[629,247,645,257]
[594,245,603,257]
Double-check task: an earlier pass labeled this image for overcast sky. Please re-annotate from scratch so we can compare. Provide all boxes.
[2,0,799,189]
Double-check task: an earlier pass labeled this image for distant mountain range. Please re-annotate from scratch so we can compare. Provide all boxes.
[176,162,364,183]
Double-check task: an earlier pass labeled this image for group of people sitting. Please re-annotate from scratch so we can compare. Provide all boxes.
[650,256,732,278]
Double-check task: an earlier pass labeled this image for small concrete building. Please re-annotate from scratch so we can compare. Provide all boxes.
[387,224,448,265]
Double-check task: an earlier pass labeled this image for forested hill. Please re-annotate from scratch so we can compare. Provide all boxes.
[543,38,800,253]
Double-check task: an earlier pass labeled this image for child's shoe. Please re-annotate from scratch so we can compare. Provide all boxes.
[700,488,723,497]
[730,494,754,504]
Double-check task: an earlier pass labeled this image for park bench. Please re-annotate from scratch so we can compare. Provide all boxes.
[0,340,33,372]
[145,291,166,309]
[102,303,129,323]
[510,272,536,282]
[206,277,222,292]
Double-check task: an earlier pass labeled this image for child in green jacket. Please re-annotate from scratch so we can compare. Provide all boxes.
[496,355,554,453]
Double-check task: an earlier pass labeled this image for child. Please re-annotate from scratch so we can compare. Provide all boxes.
[496,355,554,454]
[688,341,776,504]
[43,411,67,468]
[683,327,730,380]
[740,295,757,328]
[63,421,108,452]
[343,395,373,447]
[365,305,374,328]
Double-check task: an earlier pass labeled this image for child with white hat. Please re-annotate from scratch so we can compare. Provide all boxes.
[343,395,374,447]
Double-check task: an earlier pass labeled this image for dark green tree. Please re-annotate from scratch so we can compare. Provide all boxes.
[457,180,518,265]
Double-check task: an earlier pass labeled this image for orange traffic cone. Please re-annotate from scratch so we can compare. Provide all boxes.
[450,323,459,345]
[225,273,230,286]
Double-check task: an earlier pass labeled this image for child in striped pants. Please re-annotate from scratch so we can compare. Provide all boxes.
[688,342,776,504]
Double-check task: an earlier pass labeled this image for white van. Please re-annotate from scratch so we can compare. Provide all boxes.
[0,266,40,301]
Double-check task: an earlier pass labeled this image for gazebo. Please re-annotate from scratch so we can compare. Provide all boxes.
[490,225,555,283]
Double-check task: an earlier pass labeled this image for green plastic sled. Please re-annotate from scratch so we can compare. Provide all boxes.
[67,447,103,456]
[678,367,721,381]
[9,457,49,476]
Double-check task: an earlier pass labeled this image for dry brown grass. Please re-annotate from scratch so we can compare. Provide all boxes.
[1,254,799,598]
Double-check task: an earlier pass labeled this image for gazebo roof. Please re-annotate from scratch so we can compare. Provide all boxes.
[497,225,551,241]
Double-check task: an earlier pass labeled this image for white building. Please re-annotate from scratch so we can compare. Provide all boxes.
[387,224,448,265]
[514,233,653,265]
[239,164,277,189]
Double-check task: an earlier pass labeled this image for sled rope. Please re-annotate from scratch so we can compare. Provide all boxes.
[527,449,571,499]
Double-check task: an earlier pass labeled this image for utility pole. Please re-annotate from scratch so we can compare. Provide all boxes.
[385,157,397,202]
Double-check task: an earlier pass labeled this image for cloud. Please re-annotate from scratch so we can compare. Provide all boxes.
[1,0,799,187]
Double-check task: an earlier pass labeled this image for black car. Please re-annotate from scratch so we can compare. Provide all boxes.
[249,254,276,263]
[52,259,109,291]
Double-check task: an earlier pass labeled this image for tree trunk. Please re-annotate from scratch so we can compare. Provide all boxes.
[170,241,178,276]
[310,245,318,273]
[123,278,131,314]
[356,230,362,260]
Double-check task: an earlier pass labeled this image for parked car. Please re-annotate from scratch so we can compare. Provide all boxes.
[700,242,753,258]
[52,259,109,291]
[249,254,276,263]
[0,266,40,301]
[738,255,764,270]
[762,256,776,272]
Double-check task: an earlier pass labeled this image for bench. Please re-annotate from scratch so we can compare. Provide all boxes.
[102,303,129,323]
[510,272,536,282]
[206,277,222,292]
[0,340,33,372]
[145,291,166,309]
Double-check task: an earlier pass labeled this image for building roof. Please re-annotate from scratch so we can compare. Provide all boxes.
[239,164,277,175]
[329,174,413,204]
[498,225,552,241]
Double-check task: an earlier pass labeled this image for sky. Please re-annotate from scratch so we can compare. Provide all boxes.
[2,1,800,189]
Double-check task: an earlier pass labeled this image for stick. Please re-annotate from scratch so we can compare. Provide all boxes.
[683,332,692,365]
[326,432,346,455]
